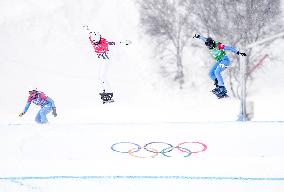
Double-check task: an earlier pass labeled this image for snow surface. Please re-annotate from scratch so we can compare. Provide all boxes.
[0,122,284,191]
[0,0,284,191]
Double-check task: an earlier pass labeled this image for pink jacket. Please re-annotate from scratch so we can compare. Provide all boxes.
[89,36,109,53]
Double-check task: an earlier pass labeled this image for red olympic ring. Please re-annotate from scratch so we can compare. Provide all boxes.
[111,141,207,158]
[177,142,207,153]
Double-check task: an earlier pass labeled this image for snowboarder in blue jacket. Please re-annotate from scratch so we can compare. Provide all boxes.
[193,34,246,98]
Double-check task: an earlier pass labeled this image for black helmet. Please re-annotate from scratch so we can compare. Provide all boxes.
[29,89,38,95]
[205,37,216,49]
[29,89,39,99]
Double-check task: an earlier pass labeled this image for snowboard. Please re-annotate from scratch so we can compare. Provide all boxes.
[211,90,229,99]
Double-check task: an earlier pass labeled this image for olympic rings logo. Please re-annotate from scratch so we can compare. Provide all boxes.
[111,141,207,158]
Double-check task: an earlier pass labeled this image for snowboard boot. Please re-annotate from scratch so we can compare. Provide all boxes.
[211,78,219,94]
[214,78,218,86]
[99,90,114,104]
[215,86,229,99]
[106,92,113,100]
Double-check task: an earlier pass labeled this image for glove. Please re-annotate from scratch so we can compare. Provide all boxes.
[82,25,90,31]
[83,25,92,35]
[52,107,57,117]
[125,40,132,45]
[19,112,25,117]
[108,42,115,45]
[119,40,132,45]
[237,51,247,56]
[193,34,200,38]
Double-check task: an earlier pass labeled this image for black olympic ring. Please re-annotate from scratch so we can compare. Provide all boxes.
[144,142,173,153]
[111,141,207,158]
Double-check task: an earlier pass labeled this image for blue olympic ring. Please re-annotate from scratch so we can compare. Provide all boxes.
[111,142,141,153]
[111,141,207,158]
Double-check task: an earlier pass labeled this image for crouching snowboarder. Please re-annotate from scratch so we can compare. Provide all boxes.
[19,89,57,123]
[193,34,247,99]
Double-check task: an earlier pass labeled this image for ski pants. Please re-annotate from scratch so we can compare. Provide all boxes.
[35,103,52,124]
[208,56,230,87]
[97,53,112,93]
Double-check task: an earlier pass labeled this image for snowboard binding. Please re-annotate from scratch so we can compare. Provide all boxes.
[99,90,114,104]
[212,85,229,99]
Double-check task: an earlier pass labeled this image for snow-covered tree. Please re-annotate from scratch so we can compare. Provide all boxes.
[188,0,283,97]
[137,0,193,89]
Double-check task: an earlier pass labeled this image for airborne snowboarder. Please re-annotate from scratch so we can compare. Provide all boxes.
[193,34,247,99]
[83,25,131,104]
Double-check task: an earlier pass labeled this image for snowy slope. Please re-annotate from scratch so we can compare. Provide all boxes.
[0,122,284,192]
